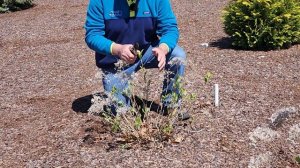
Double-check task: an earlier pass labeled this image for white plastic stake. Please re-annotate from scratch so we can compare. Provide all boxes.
[214,84,219,107]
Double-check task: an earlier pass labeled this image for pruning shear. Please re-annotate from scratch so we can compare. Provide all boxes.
[130,43,143,59]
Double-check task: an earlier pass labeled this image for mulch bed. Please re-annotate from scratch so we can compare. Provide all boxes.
[1,0,299,167]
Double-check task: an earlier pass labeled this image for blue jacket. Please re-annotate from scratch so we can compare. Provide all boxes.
[84,0,179,68]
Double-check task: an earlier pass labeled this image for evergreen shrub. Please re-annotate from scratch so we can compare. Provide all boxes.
[223,0,300,50]
[0,0,33,13]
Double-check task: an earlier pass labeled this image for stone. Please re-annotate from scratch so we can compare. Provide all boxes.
[248,152,273,168]
[269,107,298,128]
[288,123,300,145]
[200,43,209,47]
[87,93,109,115]
[249,126,280,144]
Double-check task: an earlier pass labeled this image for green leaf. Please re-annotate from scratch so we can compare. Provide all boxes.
[0,6,8,12]
[204,71,213,83]
[112,117,121,132]
[134,116,142,130]
[242,1,251,6]
[296,156,300,164]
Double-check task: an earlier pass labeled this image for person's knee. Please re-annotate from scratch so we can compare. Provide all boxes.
[103,74,115,86]
[169,46,186,65]
[175,48,186,60]
[103,73,127,91]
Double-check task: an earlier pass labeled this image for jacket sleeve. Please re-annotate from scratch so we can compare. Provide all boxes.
[156,0,179,52]
[84,0,113,55]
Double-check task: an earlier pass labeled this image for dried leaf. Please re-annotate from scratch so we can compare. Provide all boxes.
[173,135,184,143]
[139,127,148,137]
[115,137,126,143]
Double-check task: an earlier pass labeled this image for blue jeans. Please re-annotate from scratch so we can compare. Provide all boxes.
[101,45,186,114]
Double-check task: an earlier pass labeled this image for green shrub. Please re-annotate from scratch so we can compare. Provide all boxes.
[0,0,33,13]
[223,0,300,50]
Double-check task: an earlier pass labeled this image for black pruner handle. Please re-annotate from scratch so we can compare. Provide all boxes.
[130,42,139,56]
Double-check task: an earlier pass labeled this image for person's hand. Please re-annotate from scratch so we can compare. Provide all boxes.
[112,43,137,64]
[152,46,168,71]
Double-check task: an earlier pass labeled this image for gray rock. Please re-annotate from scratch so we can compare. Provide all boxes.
[288,123,300,145]
[200,43,209,47]
[87,93,109,115]
[248,152,273,168]
[269,107,298,128]
[249,126,280,144]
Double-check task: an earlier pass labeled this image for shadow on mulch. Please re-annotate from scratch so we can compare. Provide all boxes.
[72,93,163,114]
[210,37,234,49]
[132,95,163,114]
[72,94,93,113]
[210,36,295,51]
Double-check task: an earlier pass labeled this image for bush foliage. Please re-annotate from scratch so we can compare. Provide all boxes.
[0,0,33,13]
[223,0,300,50]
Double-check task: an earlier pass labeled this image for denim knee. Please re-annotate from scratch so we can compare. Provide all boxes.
[169,46,186,64]
[103,73,128,94]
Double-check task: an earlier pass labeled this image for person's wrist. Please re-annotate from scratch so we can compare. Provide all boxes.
[159,43,169,55]
[111,43,122,56]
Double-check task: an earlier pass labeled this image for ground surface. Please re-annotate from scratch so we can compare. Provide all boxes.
[1,0,300,167]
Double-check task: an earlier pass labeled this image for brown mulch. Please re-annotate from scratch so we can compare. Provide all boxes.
[1,0,299,167]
